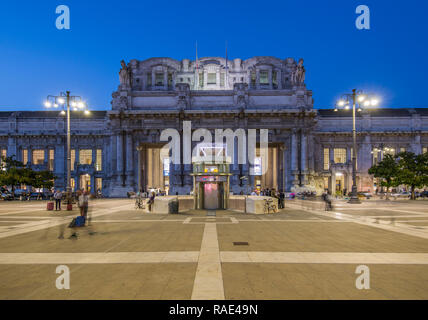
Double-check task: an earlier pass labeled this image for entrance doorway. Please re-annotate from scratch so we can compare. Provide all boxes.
[80,174,91,192]
[204,183,219,209]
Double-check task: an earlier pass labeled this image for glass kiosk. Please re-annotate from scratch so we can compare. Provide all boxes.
[191,161,231,210]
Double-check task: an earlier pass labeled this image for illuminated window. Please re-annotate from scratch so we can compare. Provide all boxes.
[71,149,75,171]
[163,158,170,176]
[70,178,75,191]
[32,149,45,165]
[48,149,54,171]
[254,157,262,175]
[155,72,164,85]
[96,149,102,171]
[323,148,329,170]
[259,70,269,84]
[385,148,395,156]
[79,149,92,165]
[372,149,379,165]
[207,73,216,84]
[400,147,406,153]
[333,148,346,164]
[0,149,6,166]
[22,149,28,165]
[423,147,427,154]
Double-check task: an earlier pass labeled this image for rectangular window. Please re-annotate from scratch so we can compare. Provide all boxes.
[385,148,395,156]
[71,149,75,171]
[400,147,406,153]
[32,149,45,165]
[254,157,262,175]
[70,178,75,192]
[372,149,379,165]
[96,149,102,171]
[48,149,54,171]
[333,148,346,164]
[147,73,152,86]
[220,73,225,87]
[323,148,329,170]
[96,178,102,191]
[155,72,164,85]
[22,149,28,165]
[79,149,92,165]
[0,149,6,166]
[423,147,428,154]
[260,70,269,84]
[207,73,216,84]
[168,72,173,86]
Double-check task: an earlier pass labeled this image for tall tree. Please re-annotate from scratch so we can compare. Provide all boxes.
[368,154,399,200]
[0,156,28,196]
[395,151,428,200]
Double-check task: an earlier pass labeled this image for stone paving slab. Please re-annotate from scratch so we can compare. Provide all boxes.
[0,263,196,300]
[222,263,428,300]
[217,221,428,252]
[0,222,204,253]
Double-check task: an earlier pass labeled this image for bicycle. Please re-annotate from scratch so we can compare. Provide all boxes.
[135,197,145,210]
[264,198,277,214]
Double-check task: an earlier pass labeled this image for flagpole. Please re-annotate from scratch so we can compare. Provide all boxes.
[225,41,228,89]
[195,41,199,90]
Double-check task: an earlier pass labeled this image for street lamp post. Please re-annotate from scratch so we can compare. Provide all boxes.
[335,89,380,204]
[45,91,90,205]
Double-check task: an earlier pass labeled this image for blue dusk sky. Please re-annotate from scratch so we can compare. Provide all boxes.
[0,0,427,111]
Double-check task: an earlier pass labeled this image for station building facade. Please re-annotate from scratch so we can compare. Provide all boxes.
[1,56,427,200]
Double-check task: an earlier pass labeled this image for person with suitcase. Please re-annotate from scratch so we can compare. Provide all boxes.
[78,189,89,221]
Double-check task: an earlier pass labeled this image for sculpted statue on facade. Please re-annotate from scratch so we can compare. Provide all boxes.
[119,60,131,88]
[233,83,249,109]
[292,58,305,85]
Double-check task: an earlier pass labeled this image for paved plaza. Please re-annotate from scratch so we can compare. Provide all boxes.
[0,198,428,299]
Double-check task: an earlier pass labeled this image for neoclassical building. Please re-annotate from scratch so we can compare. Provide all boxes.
[1,56,427,202]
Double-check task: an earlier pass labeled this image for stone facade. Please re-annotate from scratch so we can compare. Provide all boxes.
[0,57,427,197]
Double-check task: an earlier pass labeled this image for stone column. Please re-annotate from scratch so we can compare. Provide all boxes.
[137,146,142,192]
[290,130,299,187]
[300,131,308,186]
[277,70,282,89]
[163,71,168,90]
[116,134,123,184]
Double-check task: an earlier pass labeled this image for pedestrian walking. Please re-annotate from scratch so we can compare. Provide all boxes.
[78,189,89,220]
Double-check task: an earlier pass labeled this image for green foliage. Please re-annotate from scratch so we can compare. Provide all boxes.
[395,151,428,199]
[27,170,56,189]
[0,156,56,194]
[368,154,399,189]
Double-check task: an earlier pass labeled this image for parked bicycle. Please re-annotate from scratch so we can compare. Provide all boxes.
[135,197,145,210]
[263,198,277,214]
